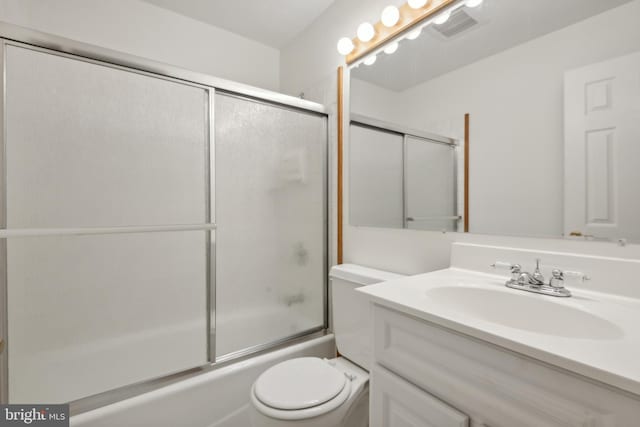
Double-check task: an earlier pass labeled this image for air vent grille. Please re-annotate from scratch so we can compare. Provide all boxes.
[432,9,478,38]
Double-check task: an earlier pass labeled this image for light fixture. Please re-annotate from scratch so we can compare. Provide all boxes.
[381,5,400,27]
[364,55,377,66]
[357,22,375,42]
[384,42,399,54]
[465,0,483,7]
[406,28,422,40]
[336,37,355,55]
[407,0,428,9]
[433,10,451,25]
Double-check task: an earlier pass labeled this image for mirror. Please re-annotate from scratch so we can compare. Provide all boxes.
[349,0,640,242]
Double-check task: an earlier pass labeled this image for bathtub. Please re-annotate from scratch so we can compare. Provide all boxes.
[70,334,335,427]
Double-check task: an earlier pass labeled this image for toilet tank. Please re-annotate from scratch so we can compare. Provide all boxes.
[329,264,405,371]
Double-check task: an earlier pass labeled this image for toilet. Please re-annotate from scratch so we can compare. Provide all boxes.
[249,264,405,426]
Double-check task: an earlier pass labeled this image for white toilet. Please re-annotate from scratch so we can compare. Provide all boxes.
[249,264,405,427]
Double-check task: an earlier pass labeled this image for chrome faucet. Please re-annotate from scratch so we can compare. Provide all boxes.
[492,259,573,298]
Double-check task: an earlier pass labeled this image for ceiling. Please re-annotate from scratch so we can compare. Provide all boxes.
[352,0,634,91]
[143,0,336,48]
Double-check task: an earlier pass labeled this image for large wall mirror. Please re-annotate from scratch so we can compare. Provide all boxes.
[348,0,640,242]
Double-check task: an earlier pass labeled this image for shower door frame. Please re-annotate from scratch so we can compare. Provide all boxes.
[0,22,329,412]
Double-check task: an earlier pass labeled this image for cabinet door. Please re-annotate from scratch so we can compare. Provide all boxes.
[371,364,469,427]
[373,304,640,426]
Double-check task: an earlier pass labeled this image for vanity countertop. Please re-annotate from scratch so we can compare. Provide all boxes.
[358,268,640,397]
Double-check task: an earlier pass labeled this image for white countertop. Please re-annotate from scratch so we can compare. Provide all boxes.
[358,267,640,397]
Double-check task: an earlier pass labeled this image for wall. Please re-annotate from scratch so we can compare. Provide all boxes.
[280,0,404,98]
[350,78,404,123]
[0,0,280,91]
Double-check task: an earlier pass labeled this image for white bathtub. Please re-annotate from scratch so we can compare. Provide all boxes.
[71,335,335,427]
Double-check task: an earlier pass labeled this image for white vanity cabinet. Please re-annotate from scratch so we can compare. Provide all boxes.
[370,304,640,427]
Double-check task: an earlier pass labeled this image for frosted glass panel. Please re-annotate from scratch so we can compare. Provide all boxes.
[405,137,457,231]
[350,125,404,228]
[214,94,326,357]
[5,45,208,228]
[7,231,208,403]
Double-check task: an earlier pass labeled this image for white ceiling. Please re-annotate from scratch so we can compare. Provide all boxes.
[352,0,633,91]
[143,0,336,48]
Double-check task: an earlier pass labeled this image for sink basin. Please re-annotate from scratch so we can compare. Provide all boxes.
[425,285,624,340]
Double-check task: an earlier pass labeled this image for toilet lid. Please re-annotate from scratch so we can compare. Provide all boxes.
[254,357,347,410]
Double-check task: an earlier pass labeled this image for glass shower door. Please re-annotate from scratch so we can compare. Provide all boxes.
[3,44,211,403]
[214,93,327,359]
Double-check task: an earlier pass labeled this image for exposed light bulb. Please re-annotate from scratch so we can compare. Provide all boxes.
[364,55,377,66]
[384,42,399,55]
[336,37,355,55]
[433,11,451,25]
[408,0,428,9]
[406,28,422,40]
[357,22,375,42]
[381,5,400,27]
[465,0,483,7]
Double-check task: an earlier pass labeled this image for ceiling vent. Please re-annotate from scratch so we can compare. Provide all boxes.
[430,8,479,39]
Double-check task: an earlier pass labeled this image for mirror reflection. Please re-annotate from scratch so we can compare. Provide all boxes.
[349,0,640,242]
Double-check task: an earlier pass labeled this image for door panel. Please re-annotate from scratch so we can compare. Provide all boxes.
[5,45,208,228]
[214,94,326,358]
[405,136,457,231]
[349,124,404,228]
[371,364,469,427]
[564,51,640,241]
[3,44,210,403]
[7,231,208,403]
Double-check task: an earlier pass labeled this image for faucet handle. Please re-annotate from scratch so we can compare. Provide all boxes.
[564,270,591,283]
[491,262,521,281]
[491,261,520,272]
[549,269,565,289]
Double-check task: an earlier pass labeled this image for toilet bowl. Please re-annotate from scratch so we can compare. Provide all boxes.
[249,265,405,426]
[250,357,368,427]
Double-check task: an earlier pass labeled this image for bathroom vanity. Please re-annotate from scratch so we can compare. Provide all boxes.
[359,244,640,427]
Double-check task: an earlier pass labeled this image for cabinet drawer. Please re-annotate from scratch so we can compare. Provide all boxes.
[371,364,469,427]
[373,304,640,427]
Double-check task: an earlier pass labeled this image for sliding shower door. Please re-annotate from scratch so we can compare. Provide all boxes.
[1,39,328,405]
[214,93,327,359]
[405,136,458,231]
[3,43,211,403]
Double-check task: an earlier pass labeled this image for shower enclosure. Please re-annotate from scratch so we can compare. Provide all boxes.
[0,25,328,407]
[349,115,459,232]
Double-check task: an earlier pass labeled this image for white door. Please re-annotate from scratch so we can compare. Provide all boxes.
[564,51,640,241]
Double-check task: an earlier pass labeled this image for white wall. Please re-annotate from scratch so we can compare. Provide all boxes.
[0,0,280,91]
[280,0,404,98]
[350,78,404,123]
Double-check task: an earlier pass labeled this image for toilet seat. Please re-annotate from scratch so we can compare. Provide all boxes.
[251,357,353,421]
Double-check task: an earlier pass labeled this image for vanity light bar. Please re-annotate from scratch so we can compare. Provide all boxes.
[337,0,481,65]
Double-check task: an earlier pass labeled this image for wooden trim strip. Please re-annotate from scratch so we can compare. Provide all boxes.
[346,0,460,65]
[464,113,470,233]
[337,66,344,264]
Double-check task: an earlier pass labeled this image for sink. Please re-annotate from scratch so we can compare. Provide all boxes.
[425,285,624,340]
